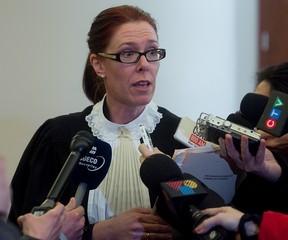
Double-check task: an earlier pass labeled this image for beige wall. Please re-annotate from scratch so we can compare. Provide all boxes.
[0,0,258,181]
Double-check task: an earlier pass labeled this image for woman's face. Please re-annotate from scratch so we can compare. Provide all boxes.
[93,21,160,108]
[254,80,271,97]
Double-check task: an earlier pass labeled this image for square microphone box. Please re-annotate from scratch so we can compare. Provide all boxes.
[257,90,288,137]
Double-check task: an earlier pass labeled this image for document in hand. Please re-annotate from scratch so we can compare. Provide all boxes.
[172,146,237,204]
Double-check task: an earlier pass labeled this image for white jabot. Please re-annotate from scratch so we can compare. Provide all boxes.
[85,97,162,224]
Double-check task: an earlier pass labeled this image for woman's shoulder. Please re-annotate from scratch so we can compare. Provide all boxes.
[157,106,181,121]
[34,105,93,143]
[50,105,93,123]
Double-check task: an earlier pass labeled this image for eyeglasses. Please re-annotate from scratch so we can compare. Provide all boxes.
[97,48,166,64]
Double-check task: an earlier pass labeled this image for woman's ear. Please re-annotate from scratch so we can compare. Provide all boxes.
[90,53,105,78]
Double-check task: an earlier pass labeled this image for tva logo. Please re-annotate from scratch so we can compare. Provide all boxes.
[265,97,284,129]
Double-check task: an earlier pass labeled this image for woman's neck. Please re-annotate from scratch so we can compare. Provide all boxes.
[104,97,146,124]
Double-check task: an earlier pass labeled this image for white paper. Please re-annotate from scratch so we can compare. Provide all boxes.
[173,146,237,204]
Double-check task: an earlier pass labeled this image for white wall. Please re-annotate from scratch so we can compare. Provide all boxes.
[0,0,258,181]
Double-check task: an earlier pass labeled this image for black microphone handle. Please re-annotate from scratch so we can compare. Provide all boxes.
[75,182,88,207]
[187,205,228,240]
[47,151,81,201]
[31,151,82,216]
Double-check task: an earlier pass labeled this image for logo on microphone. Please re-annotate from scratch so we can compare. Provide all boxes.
[79,146,106,171]
[264,96,284,130]
[257,90,288,137]
[164,180,198,196]
[160,178,207,203]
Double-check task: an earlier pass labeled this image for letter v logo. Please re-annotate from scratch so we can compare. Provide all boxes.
[273,97,284,107]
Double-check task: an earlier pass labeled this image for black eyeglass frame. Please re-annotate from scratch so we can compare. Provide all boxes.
[97,48,166,64]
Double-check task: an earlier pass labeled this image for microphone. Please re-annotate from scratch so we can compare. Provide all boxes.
[226,112,255,129]
[256,90,288,136]
[72,138,112,206]
[239,91,288,136]
[239,92,268,127]
[31,131,111,215]
[140,154,227,239]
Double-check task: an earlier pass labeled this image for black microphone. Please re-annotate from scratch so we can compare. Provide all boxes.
[239,92,268,127]
[31,131,97,215]
[256,90,288,136]
[226,112,255,129]
[239,91,288,136]
[140,154,227,240]
[72,138,112,206]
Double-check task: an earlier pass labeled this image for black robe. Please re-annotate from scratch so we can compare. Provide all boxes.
[8,105,187,239]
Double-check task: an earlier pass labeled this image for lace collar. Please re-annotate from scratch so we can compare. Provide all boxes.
[85,97,162,141]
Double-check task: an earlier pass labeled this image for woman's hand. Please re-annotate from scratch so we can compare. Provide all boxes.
[138,143,164,164]
[92,208,172,240]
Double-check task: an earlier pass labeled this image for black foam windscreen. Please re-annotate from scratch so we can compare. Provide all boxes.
[72,138,112,190]
[239,93,269,127]
[226,112,255,129]
[140,154,225,208]
[70,130,95,154]
[140,153,183,194]
[140,155,227,239]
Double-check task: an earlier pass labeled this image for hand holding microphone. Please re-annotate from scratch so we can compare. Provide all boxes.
[228,91,288,155]
[140,153,228,239]
[31,130,112,240]
[138,124,169,164]
[31,131,95,216]
[219,134,281,182]
[32,130,112,214]
[192,91,281,157]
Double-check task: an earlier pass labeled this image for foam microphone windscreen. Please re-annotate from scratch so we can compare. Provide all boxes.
[239,93,269,126]
[226,112,255,129]
[140,154,183,194]
[72,138,112,190]
[140,154,227,239]
[70,131,96,154]
[140,154,224,208]
[140,154,193,234]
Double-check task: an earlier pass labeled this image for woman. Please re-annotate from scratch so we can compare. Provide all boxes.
[9,5,186,240]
